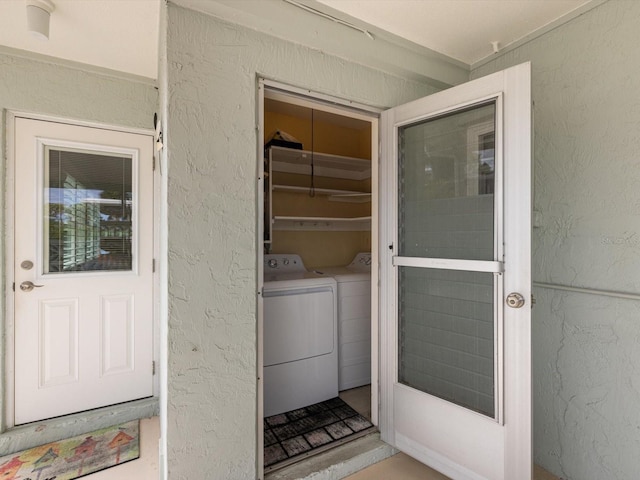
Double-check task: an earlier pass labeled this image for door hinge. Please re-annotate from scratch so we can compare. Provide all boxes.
[153,156,156,171]
[152,259,156,272]
[152,361,156,375]
[12,282,15,292]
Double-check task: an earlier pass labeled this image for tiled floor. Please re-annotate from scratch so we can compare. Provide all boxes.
[338,387,561,480]
[339,385,372,420]
[345,453,562,480]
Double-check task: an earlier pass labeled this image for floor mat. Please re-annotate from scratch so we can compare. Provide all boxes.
[264,397,375,470]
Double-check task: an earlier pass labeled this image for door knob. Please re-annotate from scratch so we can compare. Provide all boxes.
[20,281,44,292]
[506,292,525,308]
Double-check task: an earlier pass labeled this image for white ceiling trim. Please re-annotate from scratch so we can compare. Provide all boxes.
[471,0,609,70]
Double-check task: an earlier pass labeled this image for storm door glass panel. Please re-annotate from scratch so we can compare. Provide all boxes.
[397,101,498,419]
[398,102,496,261]
[398,267,495,417]
[46,148,133,273]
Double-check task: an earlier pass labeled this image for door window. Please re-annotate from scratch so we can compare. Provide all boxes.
[46,148,134,273]
[397,101,498,418]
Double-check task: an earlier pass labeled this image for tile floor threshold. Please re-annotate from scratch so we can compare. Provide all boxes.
[265,432,396,480]
[265,427,377,474]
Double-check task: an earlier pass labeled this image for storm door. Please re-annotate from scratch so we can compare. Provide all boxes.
[380,63,532,480]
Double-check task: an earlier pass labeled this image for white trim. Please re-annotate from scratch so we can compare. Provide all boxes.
[390,93,502,130]
[262,78,384,116]
[4,112,18,433]
[369,114,380,427]
[493,93,505,425]
[465,120,494,197]
[392,256,504,273]
[502,62,532,480]
[9,110,153,137]
[256,79,265,478]
[378,106,396,446]
[4,111,158,430]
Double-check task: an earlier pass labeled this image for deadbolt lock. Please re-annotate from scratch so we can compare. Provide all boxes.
[506,292,526,308]
[20,260,34,270]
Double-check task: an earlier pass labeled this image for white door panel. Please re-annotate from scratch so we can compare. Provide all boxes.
[380,63,531,479]
[14,118,154,425]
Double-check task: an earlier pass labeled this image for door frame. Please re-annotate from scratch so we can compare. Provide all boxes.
[4,111,160,430]
[256,78,382,477]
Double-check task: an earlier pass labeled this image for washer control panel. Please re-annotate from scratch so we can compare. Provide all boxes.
[264,254,307,273]
[348,252,372,271]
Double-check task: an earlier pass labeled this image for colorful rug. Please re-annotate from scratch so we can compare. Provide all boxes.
[0,420,139,480]
[264,397,374,471]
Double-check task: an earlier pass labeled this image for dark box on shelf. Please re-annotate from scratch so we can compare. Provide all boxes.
[265,139,303,150]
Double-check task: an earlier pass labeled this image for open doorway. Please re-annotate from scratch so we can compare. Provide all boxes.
[257,81,380,474]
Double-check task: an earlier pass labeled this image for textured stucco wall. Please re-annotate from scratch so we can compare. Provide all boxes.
[472,2,640,479]
[165,5,439,478]
[0,53,157,449]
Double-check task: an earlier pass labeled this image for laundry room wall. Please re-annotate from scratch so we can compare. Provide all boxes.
[265,101,372,268]
[471,1,640,479]
[163,3,444,478]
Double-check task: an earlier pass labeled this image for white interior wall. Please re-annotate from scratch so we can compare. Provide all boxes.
[163,4,443,477]
[472,1,640,479]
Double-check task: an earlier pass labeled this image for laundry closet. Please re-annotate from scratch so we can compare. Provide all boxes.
[261,88,376,470]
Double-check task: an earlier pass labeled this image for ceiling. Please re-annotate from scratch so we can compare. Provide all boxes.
[0,0,596,80]
[0,0,160,79]
[314,0,592,65]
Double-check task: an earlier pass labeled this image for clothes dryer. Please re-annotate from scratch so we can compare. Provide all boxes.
[315,253,371,391]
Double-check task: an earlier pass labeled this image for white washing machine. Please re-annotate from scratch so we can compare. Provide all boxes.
[315,253,372,391]
[263,254,338,417]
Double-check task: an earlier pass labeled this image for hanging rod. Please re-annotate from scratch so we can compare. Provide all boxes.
[533,282,640,302]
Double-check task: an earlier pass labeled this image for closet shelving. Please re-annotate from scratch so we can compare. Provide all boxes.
[269,146,371,180]
[265,146,372,241]
[272,185,372,203]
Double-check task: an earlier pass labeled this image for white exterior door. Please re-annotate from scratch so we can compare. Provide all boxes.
[13,117,154,425]
[380,63,531,479]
